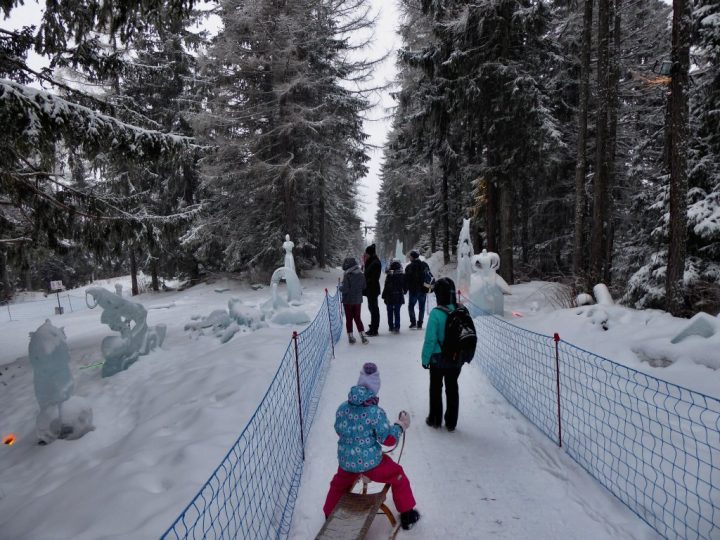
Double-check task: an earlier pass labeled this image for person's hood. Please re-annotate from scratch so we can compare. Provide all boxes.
[365,244,376,256]
[347,384,376,406]
[344,264,361,275]
[388,260,403,272]
[342,257,358,271]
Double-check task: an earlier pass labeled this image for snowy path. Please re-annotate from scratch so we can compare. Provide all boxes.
[290,304,660,540]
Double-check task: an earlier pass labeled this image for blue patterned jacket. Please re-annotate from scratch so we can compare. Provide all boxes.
[334,385,402,473]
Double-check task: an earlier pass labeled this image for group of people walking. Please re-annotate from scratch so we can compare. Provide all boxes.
[340,244,431,343]
[328,244,476,531]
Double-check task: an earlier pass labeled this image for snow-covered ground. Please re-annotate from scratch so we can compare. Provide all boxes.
[503,281,720,400]
[0,271,336,539]
[290,303,659,539]
[0,265,713,538]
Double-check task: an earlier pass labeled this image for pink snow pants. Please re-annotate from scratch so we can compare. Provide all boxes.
[322,455,417,517]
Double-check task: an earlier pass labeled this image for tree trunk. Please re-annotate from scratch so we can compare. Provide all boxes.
[442,165,450,265]
[590,0,612,285]
[520,174,529,265]
[666,0,691,315]
[150,258,159,292]
[499,180,514,285]
[486,179,498,252]
[0,250,11,301]
[604,0,622,286]
[318,196,326,268]
[130,249,139,296]
[573,0,594,280]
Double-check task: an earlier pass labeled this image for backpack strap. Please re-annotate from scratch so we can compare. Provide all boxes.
[434,305,451,349]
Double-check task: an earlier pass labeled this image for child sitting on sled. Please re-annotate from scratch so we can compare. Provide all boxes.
[322,362,421,530]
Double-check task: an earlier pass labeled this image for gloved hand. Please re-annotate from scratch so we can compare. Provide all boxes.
[397,410,410,431]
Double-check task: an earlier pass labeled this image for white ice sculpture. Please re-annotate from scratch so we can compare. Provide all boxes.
[283,234,296,273]
[271,267,302,305]
[671,312,720,344]
[456,218,474,296]
[394,240,404,262]
[85,287,166,378]
[29,320,94,444]
[470,249,505,315]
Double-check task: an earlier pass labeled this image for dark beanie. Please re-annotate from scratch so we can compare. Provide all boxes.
[365,244,376,256]
[410,250,419,259]
[434,277,457,306]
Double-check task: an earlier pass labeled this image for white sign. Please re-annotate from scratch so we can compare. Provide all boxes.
[50,280,64,291]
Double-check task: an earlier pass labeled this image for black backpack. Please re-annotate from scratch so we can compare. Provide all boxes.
[437,305,477,365]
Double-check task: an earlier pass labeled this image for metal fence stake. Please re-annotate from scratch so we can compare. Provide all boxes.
[292,331,305,461]
[325,289,335,359]
[553,332,562,448]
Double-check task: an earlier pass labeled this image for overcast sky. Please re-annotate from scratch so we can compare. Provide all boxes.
[358,0,401,227]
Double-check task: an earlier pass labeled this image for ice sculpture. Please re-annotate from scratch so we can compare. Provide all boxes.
[283,234,296,272]
[29,320,94,443]
[267,266,302,307]
[85,287,167,378]
[394,239,404,262]
[470,249,506,315]
[456,218,474,296]
[29,320,74,412]
[671,312,720,344]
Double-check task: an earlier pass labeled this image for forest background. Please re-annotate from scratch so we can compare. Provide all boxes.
[1,0,718,316]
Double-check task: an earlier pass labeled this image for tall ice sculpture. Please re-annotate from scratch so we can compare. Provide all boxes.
[456,218,474,296]
[29,320,94,444]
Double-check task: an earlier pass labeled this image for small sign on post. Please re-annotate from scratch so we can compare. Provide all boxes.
[50,280,64,315]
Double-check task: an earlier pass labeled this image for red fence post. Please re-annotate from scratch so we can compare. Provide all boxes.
[325,289,335,359]
[292,331,305,460]
[554,332,562,448]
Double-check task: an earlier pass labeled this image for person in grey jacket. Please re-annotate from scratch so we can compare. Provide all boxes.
[341,257,368,344]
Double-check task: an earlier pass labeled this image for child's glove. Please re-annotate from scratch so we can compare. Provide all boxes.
[397,410,410,431]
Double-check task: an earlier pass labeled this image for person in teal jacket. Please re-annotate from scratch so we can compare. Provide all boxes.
[421,277,462,432]
[322,363,421,530]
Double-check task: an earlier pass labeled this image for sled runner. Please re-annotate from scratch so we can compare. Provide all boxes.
[315,476,397,540]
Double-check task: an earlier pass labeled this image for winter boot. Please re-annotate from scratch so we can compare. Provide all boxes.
[360,332,369,344]
[425,416,440,428]
[400,509,421,530]
[409,321,416,329]
[348,333,356,344]
[417,321,423,330]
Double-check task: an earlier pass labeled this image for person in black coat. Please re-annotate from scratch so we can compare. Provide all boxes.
[381,259,407,333]
[363,244,382,336]
[404,251,429,330]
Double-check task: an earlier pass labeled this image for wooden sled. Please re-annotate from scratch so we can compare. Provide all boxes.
[315,476,398,540]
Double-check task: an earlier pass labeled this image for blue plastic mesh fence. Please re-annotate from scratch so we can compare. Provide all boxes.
[161,289,342,540]
[460,295,720,539]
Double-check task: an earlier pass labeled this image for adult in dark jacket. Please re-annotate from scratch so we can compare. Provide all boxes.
[341,257,368,344]
[404,250,429,330]
[382,259,407,333]
[363,244,382,336]
[421,277,461,432]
